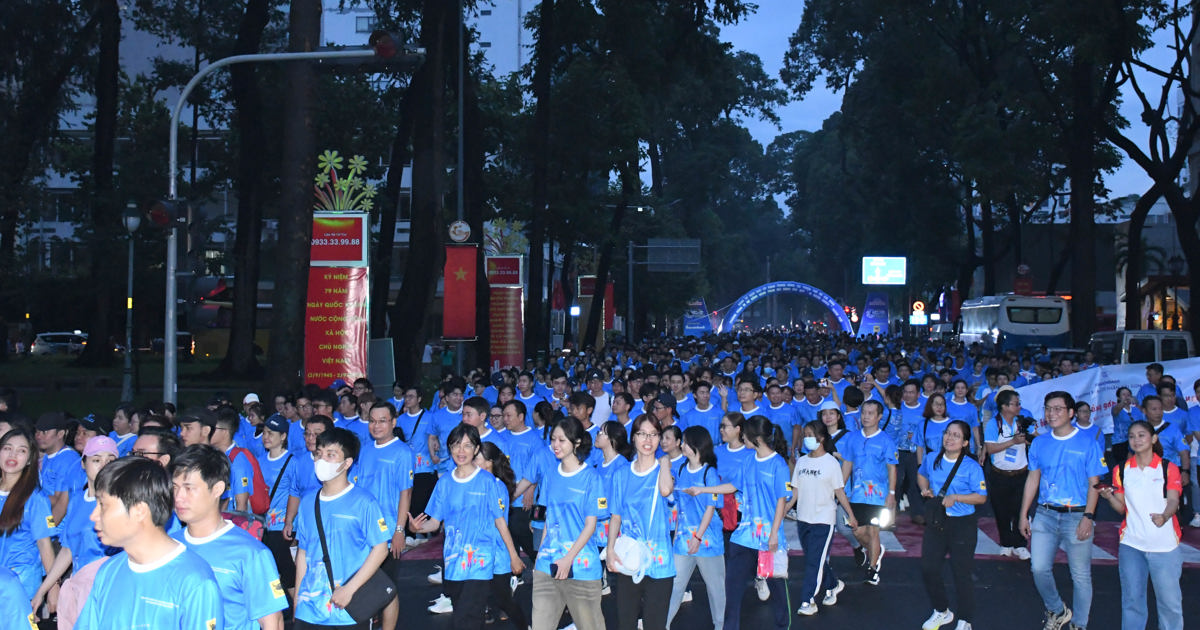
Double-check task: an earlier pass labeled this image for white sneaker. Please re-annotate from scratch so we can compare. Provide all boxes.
[681,590,693,603]
[1189,514,1200,528]
[875,545,886,571]
[821,579,845,606]
[558,624,576,630]
[921,609,955,630]
[899,496,909,511]
[999,546,1012,557]
[1014,547,1031,561]
[797,601,818,616]
[427,565,443,585]
[755,576,770,601]
[955,621,972,630]
[428,594,453,614]
[510,575,521,594]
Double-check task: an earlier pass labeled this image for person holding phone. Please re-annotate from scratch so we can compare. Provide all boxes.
[531,416,606,630]
[1098,420,1184,630]
[666,426,726,629]
[790,421,857,617]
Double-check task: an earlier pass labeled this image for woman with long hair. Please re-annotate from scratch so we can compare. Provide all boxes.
[666,426,726,630]
[917,393,954,467]
[593,420,633,593]
[476,442,529,630]
[530,416,605,630]
[715,413,753,542]
[533,401,557,444]
[916,420,987,630]
[0,427,56,601]
[1099,420,1184,630]
[607,414,675,630]
[411,424,523,630]
[791,420,857,616]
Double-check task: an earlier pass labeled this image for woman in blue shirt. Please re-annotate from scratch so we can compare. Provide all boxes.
[1111,387,1136,465]
[0,427,55,601]
[606,414,675,630]
[476,442,529,630]
[531,416,606,630]
[917,420,987,630]
[593,421,633,583]
[412,424,523,630]
[715,413,753,541]
[666,426,725,630]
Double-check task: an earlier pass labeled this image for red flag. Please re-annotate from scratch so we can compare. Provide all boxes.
[443,245,477,339]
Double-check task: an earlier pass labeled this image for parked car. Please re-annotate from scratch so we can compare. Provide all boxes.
[30,331,88,355]
[1088,330,1195,364]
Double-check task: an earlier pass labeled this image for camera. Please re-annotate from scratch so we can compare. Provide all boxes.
[1016,415,1037,435]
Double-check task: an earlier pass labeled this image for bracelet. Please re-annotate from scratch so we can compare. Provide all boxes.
[692,533,702,540]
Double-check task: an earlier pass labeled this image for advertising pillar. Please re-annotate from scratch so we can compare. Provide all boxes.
[305,212,369,385]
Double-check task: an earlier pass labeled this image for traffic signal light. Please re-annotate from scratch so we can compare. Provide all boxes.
[368,30,402,59]
[147,200,187,228]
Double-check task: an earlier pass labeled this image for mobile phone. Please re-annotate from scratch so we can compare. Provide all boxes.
[820,378,830,388]
[550,562,573,578]
[1093,482,1112,491]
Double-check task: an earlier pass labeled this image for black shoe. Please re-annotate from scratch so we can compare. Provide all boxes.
[853,546,868,568]
[864,566,880,586]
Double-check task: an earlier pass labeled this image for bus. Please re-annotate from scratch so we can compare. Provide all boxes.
[958,295,1070,351]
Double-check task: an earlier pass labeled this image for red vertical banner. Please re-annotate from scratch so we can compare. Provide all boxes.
[304,266,368,385]
[443,245,478,339]
[604,281,615,329]
[488,286,524,369]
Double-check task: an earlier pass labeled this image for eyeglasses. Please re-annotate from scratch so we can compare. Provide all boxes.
[131,450,164,458]
[1043,405,1069,412]
[634,431,660,440]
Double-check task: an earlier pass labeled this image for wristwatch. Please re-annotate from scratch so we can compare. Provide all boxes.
[1082,512,1095,521]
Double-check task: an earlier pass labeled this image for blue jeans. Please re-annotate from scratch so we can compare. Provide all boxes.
[1030,509,1093,628]
[795,522,836,605]
[1118,544,1183,630]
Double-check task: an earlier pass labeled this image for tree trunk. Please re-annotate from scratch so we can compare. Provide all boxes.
[267,0,321,395]
[386,0,453,385]
[1168,195,1200,338]
[219,0,271,378]
[463,31,490,369]
[980,198,995,296]
[583,158,637,348]
[369,77,418,337]
[647,138,664,198]
[1124,185,1161,330]
[1066,58,1099,346]
[77,0,120,367]
[560,239,575,345]
[526,0,555,361]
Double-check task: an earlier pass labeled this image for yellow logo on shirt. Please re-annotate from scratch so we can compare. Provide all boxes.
[241,477,250,487]
[377,517,388,532]
[206,620,217,630]
[597,497,608,510]
[45,515,55,529]
[979,480,987,491]
[785,482,793,492]
[26,613,38,630]
[499,497,506,511]
[270,579,285,598]
[409,470,415,479]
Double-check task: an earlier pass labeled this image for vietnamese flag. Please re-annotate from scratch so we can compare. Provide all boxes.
[443,245,477,339]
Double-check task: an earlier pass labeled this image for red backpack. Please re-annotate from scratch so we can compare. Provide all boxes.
[228,446,271,515]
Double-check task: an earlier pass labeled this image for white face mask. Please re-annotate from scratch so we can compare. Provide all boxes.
[803,436,820,452]
[314,459,344,482]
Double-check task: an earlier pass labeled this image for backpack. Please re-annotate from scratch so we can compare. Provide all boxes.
[228,446,271,515]
[1115,458,1174,499]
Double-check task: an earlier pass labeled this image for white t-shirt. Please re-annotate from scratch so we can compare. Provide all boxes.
[790,452,845,525]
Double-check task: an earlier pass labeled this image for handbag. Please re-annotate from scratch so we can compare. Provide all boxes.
[314,494,397,622]
[613,469,660,584]
[923,455,964,532]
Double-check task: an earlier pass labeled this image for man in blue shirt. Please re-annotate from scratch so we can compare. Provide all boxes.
[840,400,898,586]
[76,457,223,630]
[35,411,84,524]
[1019,391,1107,630]
[170,445,286,630]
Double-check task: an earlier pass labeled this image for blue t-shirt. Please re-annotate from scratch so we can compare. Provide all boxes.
[285,454,321,509]
[840,429,900,506]
[1189,406,1200,435]
[430,407,465,473]
[593,454,627,548]
[715,443,754,491]
[682,405,722,445]
[918,456,987,517]
[946,398,979,426]
[258,451,295,532]
[425,467,508,582]
[611,461,675,579]
[112,433,138,458]
[672,463,723,557]
[535,462,605,580]
[762,404,796,445]
[1071,421,1103,445]
[1152,420,1188,467]
[398,410,436,475]
[284,417,308,458]
[337,417,371,445]
[353,438,415,532]
[1028,428,1108,508]
[60,489,115,572]
[728,453,791,552]
[1112,408,1135,444]
[0,566,35,628]
[505,428,547,508]
[897,402,925,451]
[40,447,84,496]
[843,410,862,433]
[919,418,953,453]
[793,398,824,427]
[75,545,223,630]
[225,446,254,504]
[879,407,904,445]
[0,490,56,598]
[295,485,390,626]
[174,522,287,630]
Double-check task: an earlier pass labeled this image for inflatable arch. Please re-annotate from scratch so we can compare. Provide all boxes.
[718,281,853,333]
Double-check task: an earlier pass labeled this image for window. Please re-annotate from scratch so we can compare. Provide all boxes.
[1127,338,1155,364]
[480,42,492,48]
[355,16,377,33]
[480,9,492,15]
[1006,307,1062,325]
[1161,337,1189,361]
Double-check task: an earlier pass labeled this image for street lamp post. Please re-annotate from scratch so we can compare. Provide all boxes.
[121,204,141,403]
[161,39,423,404]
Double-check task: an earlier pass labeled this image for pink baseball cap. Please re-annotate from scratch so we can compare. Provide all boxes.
[83,435,119,458]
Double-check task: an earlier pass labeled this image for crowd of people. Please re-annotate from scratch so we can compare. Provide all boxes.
[0,330,1195,630]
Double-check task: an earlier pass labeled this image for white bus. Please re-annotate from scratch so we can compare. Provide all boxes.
[959,295,1071,351]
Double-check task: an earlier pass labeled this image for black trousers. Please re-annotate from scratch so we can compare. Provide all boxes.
[508,508,538,563]
[897,451,923,513]
[409,472,438,533]
[921,512,977,623]
[613,573,672,630]
[987,468,1028,548]
[262,529,296,591]
[444,579,491,630]
[490,572,528,630]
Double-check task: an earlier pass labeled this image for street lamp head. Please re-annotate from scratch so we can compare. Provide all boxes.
[123,203,142,234]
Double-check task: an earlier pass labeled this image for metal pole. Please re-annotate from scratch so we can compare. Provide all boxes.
[164,49,379,404]
[455,0,465,376]
[122,233,134,402]
[627,241,634,343]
